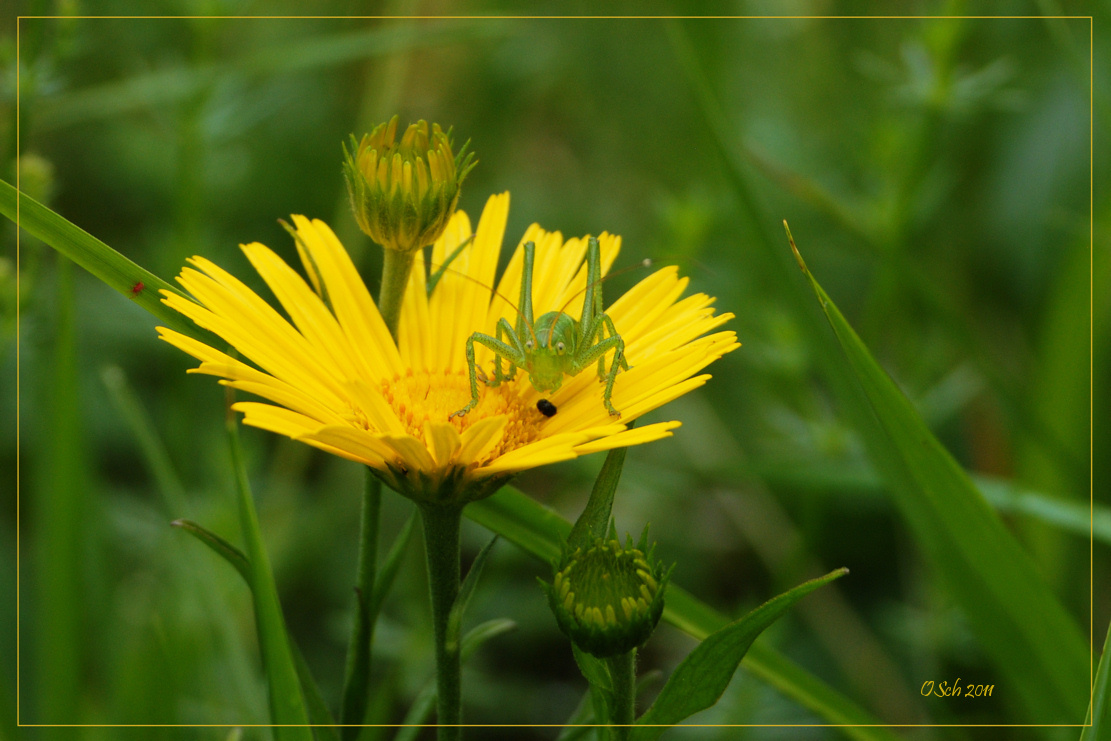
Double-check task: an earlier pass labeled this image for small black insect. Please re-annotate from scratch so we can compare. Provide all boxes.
[536,399,557,417]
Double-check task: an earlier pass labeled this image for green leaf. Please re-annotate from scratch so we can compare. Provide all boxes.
[1081,619,1111,740]
[467,488,901,741]
[102,365,190,515]
[752,458,1109,545]
[556,691,595,741]
[785,225,1088,723]
[573,644,613,728]
[459,618,517,660]
[568,441,630,551]
[631,569,848,741]
[291,645,341,741]
[369,509,418,621]
[227,412,312,739]
[445,535,499,655]
[0,180,200,338]
[394,619,516,741]
[171,519,250,583]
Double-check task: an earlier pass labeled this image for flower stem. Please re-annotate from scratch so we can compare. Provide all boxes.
[377,247,416,339]
[419,502,464,741]
[339,469,381,736]
[607,649,637,740]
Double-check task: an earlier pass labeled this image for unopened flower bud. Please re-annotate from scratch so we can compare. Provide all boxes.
[343,116,475,252]
[545,533,670,658]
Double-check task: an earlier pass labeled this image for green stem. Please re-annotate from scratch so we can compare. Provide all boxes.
[607,650,636,740]
[339,469,382,736]
[419,502,464,741]
[338,243,412,734]
[377,247,416,339]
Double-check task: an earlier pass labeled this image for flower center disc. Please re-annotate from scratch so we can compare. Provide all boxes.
[377,369,548,463]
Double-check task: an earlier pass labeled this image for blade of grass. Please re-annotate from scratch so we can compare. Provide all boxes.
[466,487,901,741]
[1080,619,1111,740]
[0,180,198,337]
[101,365,189,514]
[750,458,1109,545]
[35,259,84,726]
[226,395,312,739]
[393,619,517,741]
[445,535,498,656]
[171,519,251,583]
[169,522,337,736]
[341,472,381,737]
[784,225,1088,723]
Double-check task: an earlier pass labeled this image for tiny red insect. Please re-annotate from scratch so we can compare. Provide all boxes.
[130,281,145,296]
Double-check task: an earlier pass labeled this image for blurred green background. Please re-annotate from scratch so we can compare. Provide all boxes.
[2,3,1107,739]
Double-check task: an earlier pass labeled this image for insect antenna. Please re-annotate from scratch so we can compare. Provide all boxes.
[425,253,539,345]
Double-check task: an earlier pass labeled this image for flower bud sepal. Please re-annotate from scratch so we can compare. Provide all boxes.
[542,525,672,660]
[342,115,476,253]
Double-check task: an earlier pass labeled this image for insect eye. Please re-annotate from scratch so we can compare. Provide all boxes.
[556,342,565,354]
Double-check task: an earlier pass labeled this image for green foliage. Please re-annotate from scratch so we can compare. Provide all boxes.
[788,225,1087,722]
[228,412,313,738]
[1081,620,1111,741]
[632,569,848,740]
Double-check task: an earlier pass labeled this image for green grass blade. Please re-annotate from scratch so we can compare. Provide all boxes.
[169,521,336,734]
[171,519,251,583]
[35,260,85,726]
[101,365,190,515]
[227,406,312,738]
[632,569,848,741]
[393,619,516,741]
[1080,619,1111,740]
[785,227,1088,723]
[0,179,198,337]
[466,488,901,741]
[754,459,1107,545]
[369,510,417,620]
[445,535,498,656]
[341,474,381,736]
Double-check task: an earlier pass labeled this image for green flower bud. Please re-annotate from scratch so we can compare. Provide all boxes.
[545,532,671,658]
[343,116,476,252]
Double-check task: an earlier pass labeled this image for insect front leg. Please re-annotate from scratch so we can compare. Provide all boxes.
[451,332,525,419]
[492,317,524,385]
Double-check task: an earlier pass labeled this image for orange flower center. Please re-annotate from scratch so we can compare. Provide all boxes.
[377,368,547,464]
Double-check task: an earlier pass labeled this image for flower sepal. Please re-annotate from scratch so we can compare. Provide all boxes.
[372,461,512,506]
[343,115,476,252]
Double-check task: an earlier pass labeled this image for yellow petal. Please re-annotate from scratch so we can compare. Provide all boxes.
[457,415,508,465]
[423,421,462,467]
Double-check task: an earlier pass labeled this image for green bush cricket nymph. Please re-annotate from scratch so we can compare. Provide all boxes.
[448,236,632,420]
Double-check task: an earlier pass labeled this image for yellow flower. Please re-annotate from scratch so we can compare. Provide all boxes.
[157,193,739,503]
